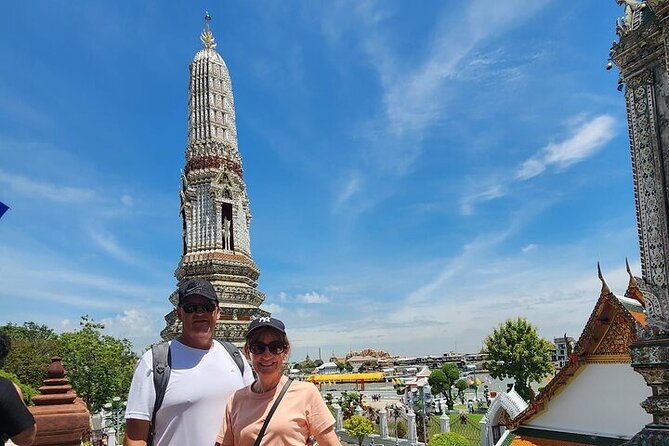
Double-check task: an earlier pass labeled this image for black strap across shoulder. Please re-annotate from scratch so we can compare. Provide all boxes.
[253,378,293,446]
[148,342,171,446]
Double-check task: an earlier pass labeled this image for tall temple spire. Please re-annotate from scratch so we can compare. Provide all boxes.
[161,14,268,345]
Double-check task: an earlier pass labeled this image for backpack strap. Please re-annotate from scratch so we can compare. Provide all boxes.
[149,342,171,446]
[217,340,245,375]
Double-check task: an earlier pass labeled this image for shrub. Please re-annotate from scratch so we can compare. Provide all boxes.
[428,432,469,446]
[343,415,374,446]
[396,420,407,439]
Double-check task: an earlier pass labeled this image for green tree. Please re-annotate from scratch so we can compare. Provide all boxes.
[58,316,138,412]
[455,379,468,404]
[296,357,316,372]
[483,317,554,402]
[428,363,460,410]
[323,392,334,407]
[344,361,353,372]
[0,322,62,389]
[337,390,364,419]
[428,432,469,446]
[0,369,38,405]
[343,414,374,446]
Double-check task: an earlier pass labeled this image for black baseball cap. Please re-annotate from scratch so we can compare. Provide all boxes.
[178,278,218,304]
[246,317,286,338]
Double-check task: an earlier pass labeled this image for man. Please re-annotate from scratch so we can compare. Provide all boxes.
[124,278,253,446]
[0,333,36,446]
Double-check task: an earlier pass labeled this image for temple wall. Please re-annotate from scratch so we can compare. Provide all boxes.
[525,363,650,438]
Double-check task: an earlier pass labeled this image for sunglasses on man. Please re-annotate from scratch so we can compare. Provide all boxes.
[180,302,217,313]
[248,341,286,355]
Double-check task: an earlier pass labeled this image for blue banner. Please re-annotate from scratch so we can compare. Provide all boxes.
[0,201,8,219]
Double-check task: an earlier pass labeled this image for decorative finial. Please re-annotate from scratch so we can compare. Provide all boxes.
[625,258,645,307]
[200,11,217,49]
[597,262,611,296]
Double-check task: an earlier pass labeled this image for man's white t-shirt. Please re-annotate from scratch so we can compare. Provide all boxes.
[125,339,254,446]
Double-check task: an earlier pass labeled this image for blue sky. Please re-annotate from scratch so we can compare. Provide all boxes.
[0,1,639,360]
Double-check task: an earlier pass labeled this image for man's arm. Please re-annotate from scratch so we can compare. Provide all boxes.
[7,382,36,446]
[123,419,150,446]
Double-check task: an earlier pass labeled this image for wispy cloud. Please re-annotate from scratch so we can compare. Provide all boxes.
[522,243,538,253]
[332,0,550,209]
[460,114,617,215]
[0,168,96,203]
[516,114,617,180]
[334,173,361,210]
[459,184,506,216]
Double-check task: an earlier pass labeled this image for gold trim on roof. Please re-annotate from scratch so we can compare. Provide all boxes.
[585,354,631,363]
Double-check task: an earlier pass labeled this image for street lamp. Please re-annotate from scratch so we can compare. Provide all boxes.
[389,404,401,446]
[104,397,127,444]
[417,383,427,444]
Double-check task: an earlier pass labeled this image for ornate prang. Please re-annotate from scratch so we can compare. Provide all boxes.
[162,14,268,346]
[612,1,669,444]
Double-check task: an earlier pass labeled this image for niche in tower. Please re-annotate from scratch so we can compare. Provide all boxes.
[222,202,234,251]
[181,209,187,255]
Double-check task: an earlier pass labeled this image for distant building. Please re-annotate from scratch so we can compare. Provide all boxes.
[552,336,575,369]
[316,362,339,374]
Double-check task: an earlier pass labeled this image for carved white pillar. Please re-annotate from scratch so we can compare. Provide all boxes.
[107,428,117,446]
[407,408,417,445]
[479,416,488,446]
[440,412,450,433]
[333,403,342,432]
[379,408,389,438]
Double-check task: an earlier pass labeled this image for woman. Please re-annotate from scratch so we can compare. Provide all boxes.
[216,317,342,446]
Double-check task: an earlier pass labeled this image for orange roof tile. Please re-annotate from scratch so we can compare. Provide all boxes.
[510,436,594,446]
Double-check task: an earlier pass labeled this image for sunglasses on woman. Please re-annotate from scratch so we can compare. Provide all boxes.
[180,302,217,313]
[248,341,286,355]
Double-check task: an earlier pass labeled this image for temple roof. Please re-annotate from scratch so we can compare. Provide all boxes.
[510,266,646,430]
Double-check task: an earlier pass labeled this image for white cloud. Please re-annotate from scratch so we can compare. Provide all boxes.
[522,243,538,253]
[264,303,284,314]
[0,168,96,203]
[459,114,618,215]
[273,291,331,305]
[517,115,617,180]
[296,292,330,304]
